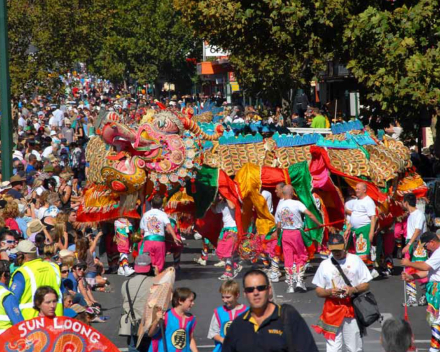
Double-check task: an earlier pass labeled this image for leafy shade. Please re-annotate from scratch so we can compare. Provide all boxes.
[174,0,375,104]
[345,1,440,120]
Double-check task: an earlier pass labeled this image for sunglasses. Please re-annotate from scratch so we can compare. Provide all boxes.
[423,241,432,249]
[75,267,86,271]
[61,270,69,274]
[244,285,269,294]
[2,240,15,244]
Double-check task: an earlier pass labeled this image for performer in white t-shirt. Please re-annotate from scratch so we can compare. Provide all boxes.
[402,192,428,306]
[140,195,181,274]
[275,185,321,293]
[212,194,241,281]
[345,182,377,269]
[264,182,286,283]
[402,232,440,352]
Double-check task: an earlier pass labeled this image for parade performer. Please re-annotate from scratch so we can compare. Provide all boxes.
[167,218,184,270]
[275,185,322,293]
[140,195,181,274]
[312,233,372,352]
[115,218,135,277]
[402,232,440,352]
[266,182,285,283]
[212,194,242,281]
[148,288,199,352]
[402,192,428,306]
[345,182,378,277]
[208,280,248,352]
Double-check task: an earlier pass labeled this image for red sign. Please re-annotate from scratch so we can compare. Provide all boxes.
[1,316,119,351]
[229,72,237,82]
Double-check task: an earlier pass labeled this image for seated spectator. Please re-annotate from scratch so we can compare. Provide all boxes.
[62,260,101,311]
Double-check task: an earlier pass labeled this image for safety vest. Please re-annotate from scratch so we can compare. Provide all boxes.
[10,259,63,320]
[0,286,13,333]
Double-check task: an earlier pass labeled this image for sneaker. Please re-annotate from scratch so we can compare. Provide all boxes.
[194,232,202,240]
[418,295,427,306]
[218,273,234,281]
[194,257,207,266]
[295,281,307,293]
[286,285,294,294]
[180,236,186,241]
[124,266,135,277]
[403,297,418,307]
[304,262,311,272]
[214,260,226,267]
[396,247,403,259]
[234,264,243,274]
[91,316,106,323]
[269,272,279,283]
[371,269,380,279]
[117,267,125,276]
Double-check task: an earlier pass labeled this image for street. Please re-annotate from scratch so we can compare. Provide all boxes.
[93,239,432,351]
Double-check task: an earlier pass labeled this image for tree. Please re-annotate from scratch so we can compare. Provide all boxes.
[345,0,440,137]
[173,0,376,108]
[7,0,109,99]
[92,0,200,94]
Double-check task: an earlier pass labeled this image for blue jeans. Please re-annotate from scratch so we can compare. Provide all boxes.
[73,293,87,307]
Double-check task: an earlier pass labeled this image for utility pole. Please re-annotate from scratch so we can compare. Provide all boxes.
[0,0,12,180]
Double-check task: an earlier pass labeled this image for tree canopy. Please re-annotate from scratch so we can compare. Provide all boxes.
[345,0,440,124]
[6,0,198,99]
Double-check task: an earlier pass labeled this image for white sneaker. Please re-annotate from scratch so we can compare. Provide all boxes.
[295,281,307,293]
[371,268,380,279]
[234,264,243,274]
[214,260,226,267]
[286,285,294,294]
[218,273,235,281]
[180,236,186,241]
[124,266,135,277]
[194,232,202,240]
[269,272,279,283]
[117,267,125,276]
[194,257,207,266]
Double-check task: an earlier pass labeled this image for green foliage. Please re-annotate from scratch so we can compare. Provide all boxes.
[345,0,440,123]
[93,0,200,91]
[6,0,198,98]
[174,0,376,104]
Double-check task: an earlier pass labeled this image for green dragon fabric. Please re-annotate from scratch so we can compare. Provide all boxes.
[187,165,219,219]
[287,161,323,246]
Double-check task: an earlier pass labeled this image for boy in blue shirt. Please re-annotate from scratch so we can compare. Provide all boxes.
[208,280,248,352]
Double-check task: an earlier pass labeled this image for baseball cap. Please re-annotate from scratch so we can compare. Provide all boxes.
[10,240,37,254]
[420,232,438,244]
[328,233,345,251]
[134,253,151,274]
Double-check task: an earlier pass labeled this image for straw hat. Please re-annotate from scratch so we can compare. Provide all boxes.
[26,219,46,236]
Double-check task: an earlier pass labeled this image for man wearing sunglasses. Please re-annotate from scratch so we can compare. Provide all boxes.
[0,260,23,333]
[0,230,17,260]
[222,269,318,352]
[402,231,440,352]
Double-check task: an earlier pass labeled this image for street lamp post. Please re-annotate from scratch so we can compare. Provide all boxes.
[0,0,13,180]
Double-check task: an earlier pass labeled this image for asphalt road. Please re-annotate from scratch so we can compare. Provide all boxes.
[92,239,432,351]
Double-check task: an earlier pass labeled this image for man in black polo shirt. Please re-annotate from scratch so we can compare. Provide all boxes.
[222,269,318,352]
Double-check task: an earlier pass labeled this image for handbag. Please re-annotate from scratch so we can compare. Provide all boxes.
[331,257,381,328]
[125,277,147,335]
